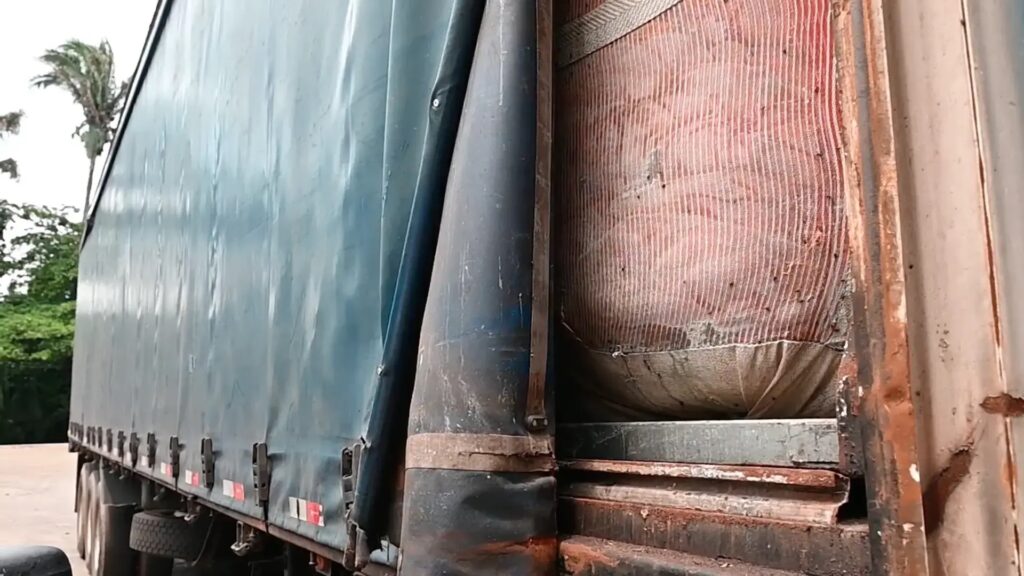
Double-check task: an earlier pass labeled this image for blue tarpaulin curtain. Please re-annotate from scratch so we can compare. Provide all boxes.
[72,0,490,554]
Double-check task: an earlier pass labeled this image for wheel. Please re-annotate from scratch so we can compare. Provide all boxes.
[82,467,99,569]
[87,484,102,575]
[76,468,86,558]
[129,510,209,562]
[87,470,136,576]
[76,464,95,559]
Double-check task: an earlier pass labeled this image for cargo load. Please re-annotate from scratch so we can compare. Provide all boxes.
[555,0,849,420]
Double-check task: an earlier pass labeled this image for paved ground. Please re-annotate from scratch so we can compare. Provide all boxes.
[0,443,87,574]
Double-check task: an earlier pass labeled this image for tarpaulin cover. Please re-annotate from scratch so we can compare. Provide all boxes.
[401,1,558,574]
[554,0,849,420]
[70,0,481,551]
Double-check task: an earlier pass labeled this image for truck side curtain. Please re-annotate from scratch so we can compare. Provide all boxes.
[351,0,486,548]
[400,1,558,574]
[72,0,488,560]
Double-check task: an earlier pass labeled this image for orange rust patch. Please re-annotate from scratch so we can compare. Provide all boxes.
[560,459,843,489]
[923,444,974,534]
[980,393,1024,417]
[466,536,559,572]
[559,538,620,573]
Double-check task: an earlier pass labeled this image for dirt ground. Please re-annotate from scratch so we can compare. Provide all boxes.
[0,443,87,574]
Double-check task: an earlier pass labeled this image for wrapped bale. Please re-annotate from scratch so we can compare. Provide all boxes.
[555,0,849,420]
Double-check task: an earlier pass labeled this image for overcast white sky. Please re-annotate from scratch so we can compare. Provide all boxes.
[0,0,157,211]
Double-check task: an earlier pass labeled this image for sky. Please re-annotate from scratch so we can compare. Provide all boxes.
[0,0,157,211]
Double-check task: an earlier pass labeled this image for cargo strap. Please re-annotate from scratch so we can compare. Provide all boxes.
[405,433,556,473]
[525,0,553,433]
[557,0,682,68]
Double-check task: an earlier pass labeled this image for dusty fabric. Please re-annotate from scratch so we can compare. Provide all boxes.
[554,0,848,420]
[560,336,843,420]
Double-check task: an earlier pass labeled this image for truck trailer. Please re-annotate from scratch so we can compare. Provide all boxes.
[67,0,1024,574]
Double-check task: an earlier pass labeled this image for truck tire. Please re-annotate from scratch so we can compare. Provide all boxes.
[129,511,207,561]
[76,464,95,559]
[88,474,135,576]
[82,467,99,569]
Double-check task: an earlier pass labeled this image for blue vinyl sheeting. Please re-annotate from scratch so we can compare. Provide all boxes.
[70,0,478,550]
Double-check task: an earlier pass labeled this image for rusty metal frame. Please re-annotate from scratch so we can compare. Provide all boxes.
[552,0,1024,569]
[560,495,869,575]
[962,1,1024,570]
[832,0,929,573]
[835,365,865,477]
[561,463,850,527]
[560,536,795,576]
[560,459,845,489]
[557,456,863,572]
[558,419,841,468]
[835,0,1024,572]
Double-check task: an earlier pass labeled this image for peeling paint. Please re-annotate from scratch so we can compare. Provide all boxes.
[923,444,975,534]
[980,393,1024,417]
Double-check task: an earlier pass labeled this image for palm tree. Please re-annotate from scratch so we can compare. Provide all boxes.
[32,40,129,211]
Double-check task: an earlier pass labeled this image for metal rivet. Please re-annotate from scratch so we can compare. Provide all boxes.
[431,98,441,109]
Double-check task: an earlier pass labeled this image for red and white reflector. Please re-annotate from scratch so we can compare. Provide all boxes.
[222,479,245,502]
[184,469,202,487]
[288,497,325,527]
[158,462,173,477]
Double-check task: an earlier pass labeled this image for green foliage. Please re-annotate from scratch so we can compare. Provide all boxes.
[1,36,129,443]
[0,203,80,301]
[0,201,81,444]
[0,110,23,180]
[0,302,76,362]
[0,358,72,444]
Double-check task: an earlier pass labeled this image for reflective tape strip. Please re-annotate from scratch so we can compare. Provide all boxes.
[184,469,201,487]
[288,497,325,527]
[222,479,245,501]
[556,0,682,68]
[159,462,173,477]
[140,454,151,468]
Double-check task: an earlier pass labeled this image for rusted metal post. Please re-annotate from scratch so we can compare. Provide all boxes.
[832,0,929,573]
[839,0,1024,572]
[963,1,1024,568]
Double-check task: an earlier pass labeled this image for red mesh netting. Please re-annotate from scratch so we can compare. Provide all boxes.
[556,0,847,354]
